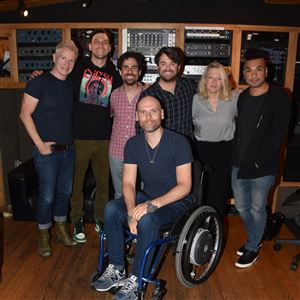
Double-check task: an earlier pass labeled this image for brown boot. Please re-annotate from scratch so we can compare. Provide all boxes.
[38,229,51,258]
[55,222,77,246]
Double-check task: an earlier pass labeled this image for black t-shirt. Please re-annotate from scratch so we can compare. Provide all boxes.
[234,92,266,167]
[24,72,74,144]
[70,57,122,140]
[124,129,193,198]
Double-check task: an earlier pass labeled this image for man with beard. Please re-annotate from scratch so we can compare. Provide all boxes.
[231,48,290,268]
[93,95,195,300]
[109,51,145,199]
[140,47,202,206]
[139,46,196,141]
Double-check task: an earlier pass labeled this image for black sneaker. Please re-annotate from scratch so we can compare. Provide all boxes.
[236,243,262,256]
[235,250,258,268]
[73,217,87,243]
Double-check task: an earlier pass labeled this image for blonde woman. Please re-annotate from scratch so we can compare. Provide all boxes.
[192,61,238,217]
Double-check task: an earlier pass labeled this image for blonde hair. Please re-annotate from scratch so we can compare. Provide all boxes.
[198,61,232,100]
[55,40,78,58]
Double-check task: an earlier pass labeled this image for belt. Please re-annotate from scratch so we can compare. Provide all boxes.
[51,143,73,151]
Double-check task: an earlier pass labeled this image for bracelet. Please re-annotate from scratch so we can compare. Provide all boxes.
[127,215,134,224]
[145,200,158,213]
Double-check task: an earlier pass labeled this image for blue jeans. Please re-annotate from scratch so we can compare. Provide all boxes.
[104,192,196,277]
[33,146,74,230]
[231,167,275,252]
[109,155,123,199]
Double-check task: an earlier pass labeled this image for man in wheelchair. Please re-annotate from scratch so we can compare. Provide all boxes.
[93,95,196,299]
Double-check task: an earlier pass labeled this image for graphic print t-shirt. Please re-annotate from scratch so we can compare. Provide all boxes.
[79,68,112,107]
[70,57,122,140]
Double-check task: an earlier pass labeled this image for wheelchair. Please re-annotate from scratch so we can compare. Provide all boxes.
[91,166,224,299]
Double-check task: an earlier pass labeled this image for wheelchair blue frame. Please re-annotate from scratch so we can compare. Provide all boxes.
[94,204,224,299]
[97,227,179,297]
[93,164,224,299]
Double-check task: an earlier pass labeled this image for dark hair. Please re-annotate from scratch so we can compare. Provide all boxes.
[117,51,145,71]
[154,46,184,66]
[89,29,114,46]
[244,48,269,64]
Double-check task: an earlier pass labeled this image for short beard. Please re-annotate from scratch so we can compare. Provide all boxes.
[143,124,161,133]
[160,73,177,83]
[124,78,138,86]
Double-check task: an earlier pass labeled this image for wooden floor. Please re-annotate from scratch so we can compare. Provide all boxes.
[0,215,299,300]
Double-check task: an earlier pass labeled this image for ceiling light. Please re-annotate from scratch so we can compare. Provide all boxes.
[81,0,91,8]
[19,0,29,18]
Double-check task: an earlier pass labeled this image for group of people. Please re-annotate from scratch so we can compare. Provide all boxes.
[20,28,291,300]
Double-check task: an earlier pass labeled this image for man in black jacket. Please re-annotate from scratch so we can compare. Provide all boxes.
[231,48,291,268]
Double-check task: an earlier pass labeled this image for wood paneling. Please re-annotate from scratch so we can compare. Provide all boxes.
[0,22,299,90]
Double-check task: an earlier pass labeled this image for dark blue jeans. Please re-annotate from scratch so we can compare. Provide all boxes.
[33,146,74,229]
[104,192,196,277]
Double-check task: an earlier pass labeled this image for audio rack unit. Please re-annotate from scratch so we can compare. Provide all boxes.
[16,29,62,82]
[183,27,232,81]
[122,28,176,83]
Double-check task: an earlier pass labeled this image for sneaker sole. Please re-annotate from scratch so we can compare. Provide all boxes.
[237,243,262,256]
[94,280,126,292]
[73,237,87,243]
[235,256,259,268]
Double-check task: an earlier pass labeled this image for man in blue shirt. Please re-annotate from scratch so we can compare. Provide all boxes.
[93,95,196,300]
[20,41,78,257]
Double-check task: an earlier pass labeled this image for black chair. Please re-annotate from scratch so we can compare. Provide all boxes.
[273,189,300,271]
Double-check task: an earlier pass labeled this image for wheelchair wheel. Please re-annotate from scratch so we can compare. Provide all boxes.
[175,206,223,287]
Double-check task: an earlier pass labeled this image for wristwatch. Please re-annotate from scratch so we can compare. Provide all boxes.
[127,215,134,224]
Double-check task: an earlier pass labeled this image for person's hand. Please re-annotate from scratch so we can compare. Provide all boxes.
[132,202,148,222]
[233,88,243,94]
[128,220,138,235]
[30,70,43,80]
[36,141,55,155]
